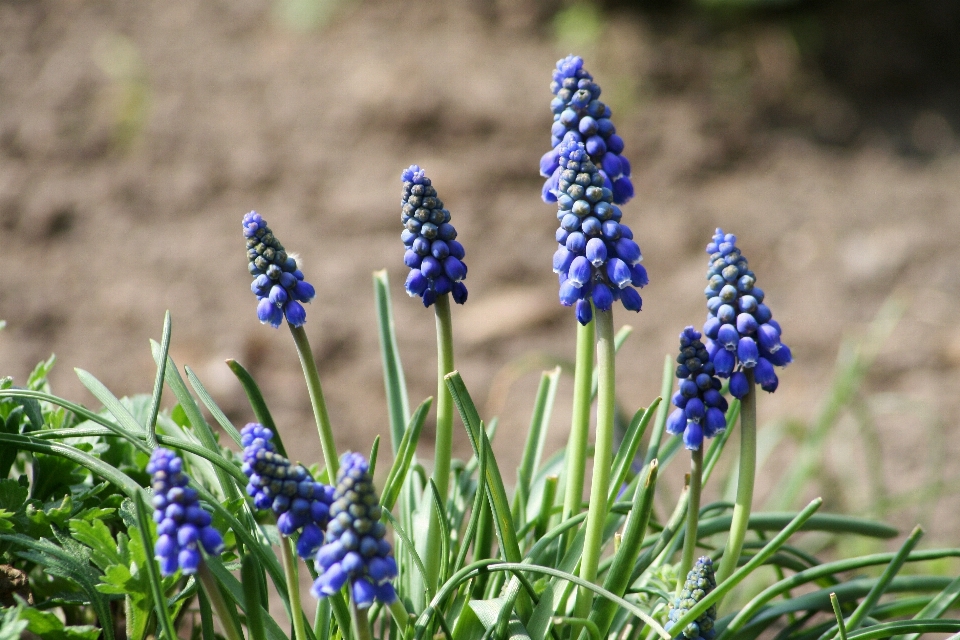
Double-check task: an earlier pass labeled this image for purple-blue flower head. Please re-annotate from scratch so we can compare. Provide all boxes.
[244,211,316,328]
[400,166,467,308]
[240,423,334,558]
[311,452,397,609]
[541,55,633,205]
[703,229,791,396]
[665,556,718,640]
[553,141,646,324]
[666,327,728,451]
[147,448,224,576]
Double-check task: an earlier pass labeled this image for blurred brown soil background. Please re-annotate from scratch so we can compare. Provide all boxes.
[2,0,960,541]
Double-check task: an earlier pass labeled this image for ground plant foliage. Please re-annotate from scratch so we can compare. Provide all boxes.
[1,52,959,640]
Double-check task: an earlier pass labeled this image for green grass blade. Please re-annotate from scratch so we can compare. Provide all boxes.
[133,492,179,640]
[515,367,561,527]
[694,512,898,540]
[186,366,243,446]
[896,571,960,640]
[145,310,172,449]
[370,435,381,477]
[382,509,432,599]
[381,397,432,511]
[830,593,848,640]
[374,269,411,455]
[643,355,673,466]
[607,400,659,507]
[845,620,960,640]
[241,554,268,640]
[205,556,291,640]
[74,369,150,452]
[428,479,450,586]
[198,586,217,640]
[226,358,289,458]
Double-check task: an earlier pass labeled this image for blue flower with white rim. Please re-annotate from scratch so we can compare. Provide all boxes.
[552,140,646,324]
[540,55,634,205]
[702,229,791,396]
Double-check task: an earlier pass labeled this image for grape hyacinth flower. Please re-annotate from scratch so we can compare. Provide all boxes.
[147,448,225,576]
[703,229,792,396]
[552,140,646,324]
[540,55,633,205]
[240,423,334,558]
[400,165,468,308]
[243,211,316,328]
[666,327,729,451]
[665,557,718,640]
[311,452,397,609]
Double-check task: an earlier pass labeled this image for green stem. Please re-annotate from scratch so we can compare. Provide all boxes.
[281,537,308,640]
[716,368,756,584]
[289,324,339,480]
[197,562,245,640]
[424,294,456,593]
[677,447,703,594]
[574,308,616,618]
[560,317,596,530]
[351,594,373,640]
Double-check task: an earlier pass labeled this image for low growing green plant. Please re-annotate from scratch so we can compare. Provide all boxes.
[1,54,958,640]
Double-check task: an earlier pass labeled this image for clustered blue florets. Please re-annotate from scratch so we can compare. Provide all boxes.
[147,448,225,576]
[400,166,468,308]
[552,141,647,324]
[243,211,316,328]
[540,55,633,206]
[703,229,792,396]
[665,556,718,640]
[240,423,334,558]
[311,452,397,609]
[666,327,729,451]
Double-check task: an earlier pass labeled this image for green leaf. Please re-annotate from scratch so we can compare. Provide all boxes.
[204,556,293,640]
[374,269,412,455]
[69,518,124,570]
[242,553,268,640]
[606,400,659,507]
[0,478,28,512]
[468,598,531,640]
[186,365,243,446]
[16,606,100,640]
[0,606,28,640]
[145,311,172,449]
[381,397,432,511]
[514,367,561,528]
[226,359,288,459]
[132,492,179,640]
[74,369,149,449]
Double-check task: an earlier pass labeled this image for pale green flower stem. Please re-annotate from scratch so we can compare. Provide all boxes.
[574,308,615,618]
[716,368,756,584]
[280,536,308,640]
[560,317,596,538]
[197,562,245,640]
[424,294,456,593]
[289,324,339,480]
[677,447,703,595]
[350,593,373,640]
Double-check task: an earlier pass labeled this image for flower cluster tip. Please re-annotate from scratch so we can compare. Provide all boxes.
[667,327,728,451]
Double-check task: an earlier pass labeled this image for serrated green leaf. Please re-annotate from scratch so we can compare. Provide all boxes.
[0,478,28,512]
[70,519,124,570]
[0,606,29,640]
[17,606,101,640]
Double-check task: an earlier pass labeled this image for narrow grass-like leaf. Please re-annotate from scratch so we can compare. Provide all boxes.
[844,620,960,640]
[374,269,412,455]
[453,428,488,576]
[187,365,243,446]
[830,593,848,640]
[145,310,172,449]
[514,367,561,527]
[205,556,291,640]
[445,372,522,565]
[694,512,897,540]
[73,370,150,452]
[226,359,289,459]
[606,401,659,506]
[133,493,179,640]
[896,571,960,640]
[0,433,142,497]
[592,460,658,638]
[369,435,381,477]
[382,509,432,598]
[428,479,450,585]
[151,341,241,502]
[241,553,268,640]
[198,585,217,640]
[381,398,432,511]
[643,355,673,466]
[819,526,924,639]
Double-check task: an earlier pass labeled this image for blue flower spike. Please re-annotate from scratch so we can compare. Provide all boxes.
[666,327,729,451]
[703,229,791,396]
[665,557,718,640]
[552,140,646,324]
[147,448,225,576]
[240,423,334,558]
[311,452,398,609]
[243,211,316,328]
[541,55,633,205]
[400,165,468,308]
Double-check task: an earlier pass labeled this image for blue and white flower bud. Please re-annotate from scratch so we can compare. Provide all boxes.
[703,229,791,391]
[240,423,334,558]
[311,452,397,609]
[665,557,718,640]
[668,327,729,450]
[400,166,467,308]
[147,449,224,576]
[243,211,315,328]
[551,141,645,323]
[542,56,633,205]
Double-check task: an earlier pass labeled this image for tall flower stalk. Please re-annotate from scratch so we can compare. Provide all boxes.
[399,165,467,593]
[702,229,792,583]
